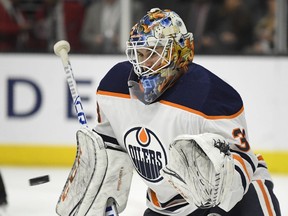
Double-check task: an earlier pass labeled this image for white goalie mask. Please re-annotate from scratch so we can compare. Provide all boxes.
[126,38,173,77]
[126,8,194,104]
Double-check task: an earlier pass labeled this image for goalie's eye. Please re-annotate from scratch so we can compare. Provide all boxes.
[137,51,144,58]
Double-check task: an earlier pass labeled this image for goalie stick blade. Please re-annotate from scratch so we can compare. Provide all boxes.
[56,130,97,216]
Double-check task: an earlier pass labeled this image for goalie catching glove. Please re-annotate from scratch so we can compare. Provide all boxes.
[160,133,234,209]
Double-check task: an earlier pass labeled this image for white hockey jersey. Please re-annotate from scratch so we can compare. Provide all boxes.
[94,61,273,215]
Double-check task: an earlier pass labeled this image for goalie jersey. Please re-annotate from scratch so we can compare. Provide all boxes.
[94,61,274,215]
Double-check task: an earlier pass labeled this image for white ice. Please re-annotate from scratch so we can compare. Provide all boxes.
[0,166,286,216]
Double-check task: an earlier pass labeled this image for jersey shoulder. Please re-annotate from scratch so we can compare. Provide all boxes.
[162,63,243,116]
[97,61,132,95]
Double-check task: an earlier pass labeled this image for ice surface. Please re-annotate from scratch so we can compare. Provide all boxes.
[0,167,286,216]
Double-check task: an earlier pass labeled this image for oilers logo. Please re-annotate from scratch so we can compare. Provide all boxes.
[124,127,167,183]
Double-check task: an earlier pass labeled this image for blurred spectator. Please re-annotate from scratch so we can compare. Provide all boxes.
[185,0,215,54]
[193,0,254,54]
[243,0,268,24]
[247,0,276,54]
[33,0,85,52]
[131,0,145,25]
[81,0,121,54]
[186,0,212,38]
[0,0,31,52]
[32,0,58,51]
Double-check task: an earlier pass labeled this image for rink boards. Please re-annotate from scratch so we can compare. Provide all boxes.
[1,54,288,173]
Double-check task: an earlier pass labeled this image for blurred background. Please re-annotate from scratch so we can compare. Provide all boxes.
[0,0,287,55]
[0,0,288,215]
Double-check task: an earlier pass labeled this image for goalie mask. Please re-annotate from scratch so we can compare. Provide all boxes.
[126,8,194,104]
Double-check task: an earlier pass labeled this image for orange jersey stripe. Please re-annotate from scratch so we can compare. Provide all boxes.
[97,90,130,99]
[256,180,274,216]
[257,154,264,161]
[150,189,161,207]
[96,90,244,119]
[232,154,251,182]
[159,100,244,120]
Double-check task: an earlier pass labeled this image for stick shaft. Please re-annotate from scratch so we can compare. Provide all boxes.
[63,60,88,126]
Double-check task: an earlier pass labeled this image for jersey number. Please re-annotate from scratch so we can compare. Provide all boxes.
[232,128,250,151]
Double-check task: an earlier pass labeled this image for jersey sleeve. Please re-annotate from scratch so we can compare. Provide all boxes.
[195,73,261,211]
[202,108,259,211]
[93,61,131,151]
[93,102,122,151]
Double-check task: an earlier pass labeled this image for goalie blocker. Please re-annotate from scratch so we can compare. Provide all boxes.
[56,127,134,216]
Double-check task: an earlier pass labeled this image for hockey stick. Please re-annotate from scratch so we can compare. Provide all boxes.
[54,40,119,216]
[53,40,87,127]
